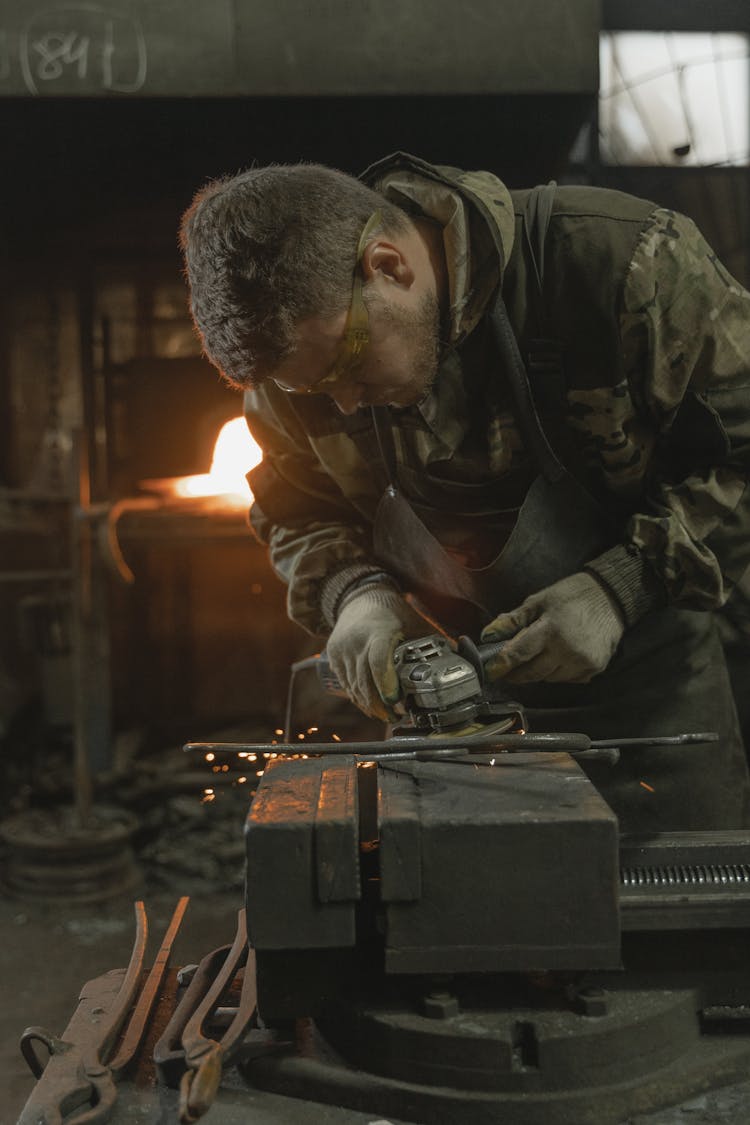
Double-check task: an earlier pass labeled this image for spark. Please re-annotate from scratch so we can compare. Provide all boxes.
[238,776,247,784]
[307,726,319,733]
[640,781,655,793]
[274,728,284,736]
[205,752,215,762]
[332,733,341,742]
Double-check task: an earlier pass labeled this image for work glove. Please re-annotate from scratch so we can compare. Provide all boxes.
[327,586,429,719]
[480,571,626,684]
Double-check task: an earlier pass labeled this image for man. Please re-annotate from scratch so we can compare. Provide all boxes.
[181,152,750,833]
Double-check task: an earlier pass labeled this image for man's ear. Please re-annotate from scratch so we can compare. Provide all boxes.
[361,240,415,288]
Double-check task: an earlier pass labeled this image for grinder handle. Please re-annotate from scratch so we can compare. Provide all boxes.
[313,635,504,700]
[457,635,505,688]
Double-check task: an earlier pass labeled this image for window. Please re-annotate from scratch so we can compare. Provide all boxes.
[599,32,749,166]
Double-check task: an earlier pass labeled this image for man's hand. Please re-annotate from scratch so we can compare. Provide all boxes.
[480,572,625,684]
[327,587,429,719]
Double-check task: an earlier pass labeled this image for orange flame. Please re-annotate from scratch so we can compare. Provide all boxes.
[173,418,262,505]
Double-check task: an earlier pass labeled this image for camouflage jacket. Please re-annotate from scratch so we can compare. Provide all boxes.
[245,154,750,637]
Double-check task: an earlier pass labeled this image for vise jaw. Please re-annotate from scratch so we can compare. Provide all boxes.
[245,751,620,1015]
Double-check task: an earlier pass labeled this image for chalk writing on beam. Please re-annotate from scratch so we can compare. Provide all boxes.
[32,31,90,81]
[20,4,147,95]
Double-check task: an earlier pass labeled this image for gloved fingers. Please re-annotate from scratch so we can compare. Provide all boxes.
[368,631,403,707]
[359,693,392,722]
[484,618,548,680]
[328,642,359,701]
[344,646,385,719]
[327,646,350,696]
[481,599,540,644]
[328,635,399,720]
[542,662,595,684]
[502,655,565,684]
[329,645,385,718]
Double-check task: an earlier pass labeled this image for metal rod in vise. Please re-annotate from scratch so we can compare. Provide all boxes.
[185,731,594,758]
[185,728,718,765]
[590,732,718,748]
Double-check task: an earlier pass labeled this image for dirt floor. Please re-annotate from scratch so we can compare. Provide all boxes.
[0,732,253,1122]
[0,884,240,1122]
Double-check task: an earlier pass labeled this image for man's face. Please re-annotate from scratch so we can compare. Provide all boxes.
[272,288,441,415]
[270,219,445,415]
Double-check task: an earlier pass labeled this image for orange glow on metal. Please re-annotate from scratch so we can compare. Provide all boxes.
[171,417,262,504]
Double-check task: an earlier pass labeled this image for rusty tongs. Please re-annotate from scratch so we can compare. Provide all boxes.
[154,908,263,1123]
[17,897,189,1125]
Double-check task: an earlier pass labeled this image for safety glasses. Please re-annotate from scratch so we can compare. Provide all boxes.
[275,210,382,396]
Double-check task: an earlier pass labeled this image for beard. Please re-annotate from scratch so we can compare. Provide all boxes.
[366,289,442,407]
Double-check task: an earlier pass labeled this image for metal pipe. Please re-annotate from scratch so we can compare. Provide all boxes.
[184,731,594,757]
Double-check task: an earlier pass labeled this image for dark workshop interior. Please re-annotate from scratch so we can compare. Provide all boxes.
[2,1,750,1122]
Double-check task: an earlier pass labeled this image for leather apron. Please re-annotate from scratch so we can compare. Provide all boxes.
[368,293,750,833]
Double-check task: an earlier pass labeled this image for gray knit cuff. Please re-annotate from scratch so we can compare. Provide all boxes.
[319,563,399,629]
[585,544,666,629]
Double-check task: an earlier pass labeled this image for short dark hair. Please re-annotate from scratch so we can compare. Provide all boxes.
[179,163,410,389]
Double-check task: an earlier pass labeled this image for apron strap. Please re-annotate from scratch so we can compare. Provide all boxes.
[521,183,589,480]
[371,404,399,491]
[522,181,568,417]
[488,294,566,485]
[522,180,557,308]
[370,292,569,490]
[372,180,567,490]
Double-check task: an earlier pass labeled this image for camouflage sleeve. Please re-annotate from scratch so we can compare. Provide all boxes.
[244,387,384,636]
[619,208,750,608]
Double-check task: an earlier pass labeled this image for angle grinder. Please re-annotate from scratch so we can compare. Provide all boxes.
[315,632,523,735]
